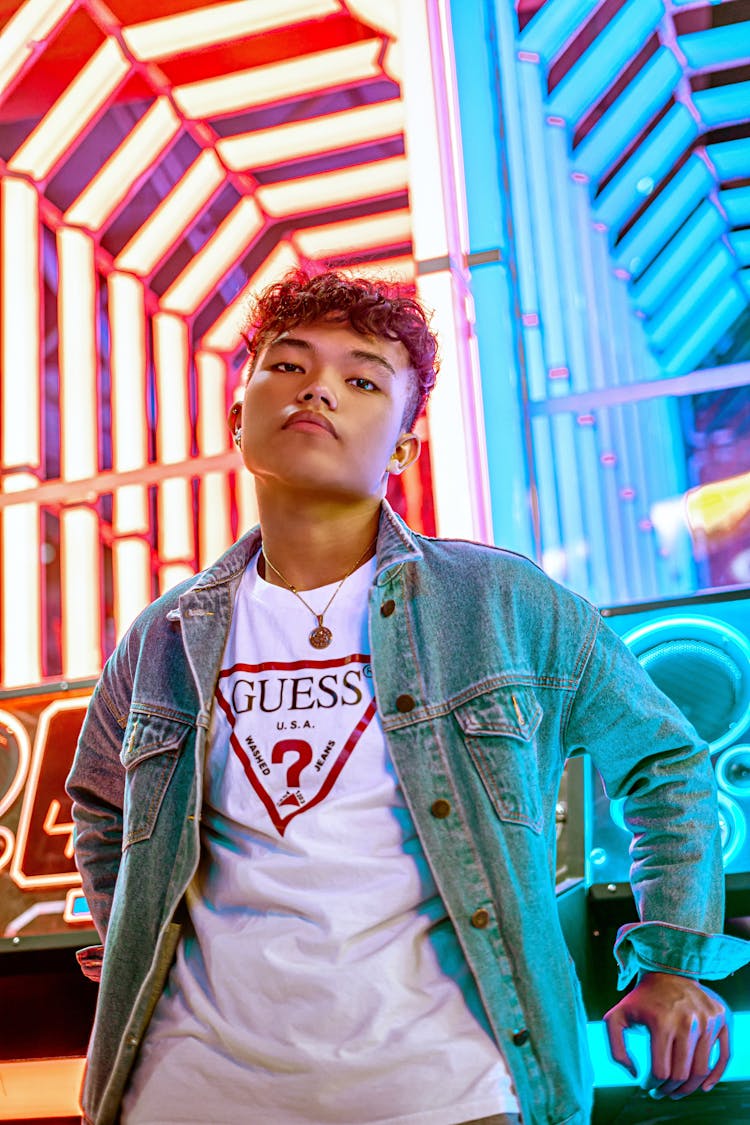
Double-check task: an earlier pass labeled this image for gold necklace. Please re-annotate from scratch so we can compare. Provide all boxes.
[261,536,378,649]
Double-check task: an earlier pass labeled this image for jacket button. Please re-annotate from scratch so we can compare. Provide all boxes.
[513,1029,529,1047]
[380,599,396,617]
[431,799,451,818]
[470,908,490,929]
[396,694,415,712]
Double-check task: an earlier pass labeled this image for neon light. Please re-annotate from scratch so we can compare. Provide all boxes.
[614,156,713,274]
[547,0,663,123]
[730,229,750,266]
[115,150,225,277]
[257,156,408,217]
[416,270,477,539]
[678,21,750,69]
[8,37,129,180]
[660,283,744,376]
[1,178,40,470]
[160,197,263,315]
[57,228,97,481]
[10,697,88,889]
[718,793,746,870]
[646,244,734,351]
[706,138,750,181]
[0,711,32,817]
[236,466,260,537]
[108,273,151,636]
[63,887,92,924]
[293,208,412,259]
[60,507,102,678]
[349,255,415,283]
[398,0,449,263]
[694,81,750,129]
[123,0,339,60]
[153,315,195,588]
[0,1056,84,1116]
[573,48,682,183]
[201,240,299,352]
[587,1014,750,1087]
[1,178,41,687]
[721,187,750,228]
[0,0,71,97]
[173,39,383,119]
[196,352,232,568]
[519,0,601,65]
[218,98,403,172]
[65,97,181,230]
[0,825,13,873]
[631,201,724,316]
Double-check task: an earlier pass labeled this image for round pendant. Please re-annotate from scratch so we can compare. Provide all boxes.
[309,624,333,649]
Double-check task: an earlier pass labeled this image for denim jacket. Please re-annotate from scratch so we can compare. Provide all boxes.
[67,501,750,1125]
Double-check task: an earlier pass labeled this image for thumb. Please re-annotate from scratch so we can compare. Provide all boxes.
[605,1007,638,1078]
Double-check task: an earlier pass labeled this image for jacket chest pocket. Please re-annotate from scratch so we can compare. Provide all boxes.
[119,712,192,849]
[453,687,544,833]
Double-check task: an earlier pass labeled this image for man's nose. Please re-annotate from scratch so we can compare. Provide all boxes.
[296,374,337,410]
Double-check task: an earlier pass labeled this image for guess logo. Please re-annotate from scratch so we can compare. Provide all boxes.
[214,655,376,835]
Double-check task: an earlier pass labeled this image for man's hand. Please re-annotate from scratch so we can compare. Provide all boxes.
[604,971,730,1099]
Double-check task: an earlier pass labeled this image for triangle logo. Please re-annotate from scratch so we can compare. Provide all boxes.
[214,654,376,836]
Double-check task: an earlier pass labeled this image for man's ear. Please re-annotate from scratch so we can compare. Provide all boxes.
[228,401,242,439]
[387,431,421,476]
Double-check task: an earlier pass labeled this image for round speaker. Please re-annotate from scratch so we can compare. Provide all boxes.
[718,792,746,869]
[622,615,750,753]
[715,745,750,798]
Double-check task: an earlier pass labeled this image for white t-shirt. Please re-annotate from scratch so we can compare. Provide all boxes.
[123,553,518,1125]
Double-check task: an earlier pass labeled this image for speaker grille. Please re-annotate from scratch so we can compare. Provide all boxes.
[623,616,750,753]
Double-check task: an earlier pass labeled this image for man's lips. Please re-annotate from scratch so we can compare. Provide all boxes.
[282,410,338,437]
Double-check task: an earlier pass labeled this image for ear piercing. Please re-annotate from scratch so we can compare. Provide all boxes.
[234,429,243,448]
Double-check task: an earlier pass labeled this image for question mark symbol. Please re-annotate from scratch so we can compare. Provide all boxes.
[272,739,313,788]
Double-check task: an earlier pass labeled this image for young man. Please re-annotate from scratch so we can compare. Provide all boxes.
[68,269,748,1125]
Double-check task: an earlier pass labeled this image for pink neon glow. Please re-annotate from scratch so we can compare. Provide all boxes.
[600,453,618,466]
[577,414,596,426]
[548,366,570,379]
[517,50,540,63]
[521,312,540,327]
[620,487,636,500]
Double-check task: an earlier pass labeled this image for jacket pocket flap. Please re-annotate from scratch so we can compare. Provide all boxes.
[119,711,192,769]
[454,687,543,741]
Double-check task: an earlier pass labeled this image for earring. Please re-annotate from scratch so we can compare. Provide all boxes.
[234,429,243,448]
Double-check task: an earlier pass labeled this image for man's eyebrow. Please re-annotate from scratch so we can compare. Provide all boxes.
[266,338,396,376]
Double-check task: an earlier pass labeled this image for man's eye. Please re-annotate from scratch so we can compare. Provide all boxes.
[349,377,377,392]
[272,362,303,373]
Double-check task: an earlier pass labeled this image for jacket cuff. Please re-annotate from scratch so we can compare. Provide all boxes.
[76,943,104,983]
[614,921,750,989]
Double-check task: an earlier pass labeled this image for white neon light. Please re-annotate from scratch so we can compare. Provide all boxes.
[396,0,450,262]
[57,228,98,482]
[9,37,129,180]
[65,98,181,230]
[293,208,412,259]
[60,507,102,679]
[201,241,299,352]
[236,467,260,536]
[112,531,151,638]
[0,481,41,687]
[351,254,415,283]
[173,39,383,119]
[0,825,13,873]
[197,352,232,566]
[217,99,403,172]
[153,315,195,586]
[1,178,40,469]
[123,0,339,60]
[11,697,89,889]
[160,197,263,315]
[417,269,477,539]
[257,155,409,218]
[115,150,225,277]
[0,0,71,97]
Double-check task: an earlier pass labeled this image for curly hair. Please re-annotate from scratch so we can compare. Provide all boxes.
[240,268,439,428]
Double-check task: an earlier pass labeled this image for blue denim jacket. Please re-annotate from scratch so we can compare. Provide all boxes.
[67,502,750,1125]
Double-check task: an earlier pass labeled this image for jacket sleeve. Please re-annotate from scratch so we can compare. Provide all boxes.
[65,629,135,944]
[563,611,750,988]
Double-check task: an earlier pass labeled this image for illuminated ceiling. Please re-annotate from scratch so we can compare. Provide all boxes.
[517,0,750,371]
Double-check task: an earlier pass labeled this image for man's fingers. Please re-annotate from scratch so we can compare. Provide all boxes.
[604,1010,638,1077]
[703,1023,731,1092]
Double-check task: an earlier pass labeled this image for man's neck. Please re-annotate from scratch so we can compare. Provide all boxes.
[255,486,382,592]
